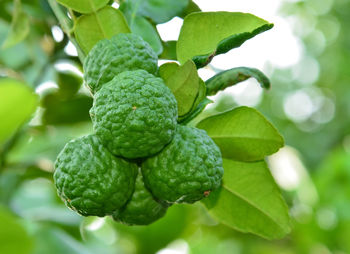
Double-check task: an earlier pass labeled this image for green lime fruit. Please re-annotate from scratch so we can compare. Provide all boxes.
[113,170,168,225]
[90,70,178,159]
[54,134,138,217]
[83,33,158,93]
[142,125,224,204]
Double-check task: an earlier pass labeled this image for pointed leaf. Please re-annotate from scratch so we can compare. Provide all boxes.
[202,159,291,239]
[2,0,29,49]
[74,6,130,54]
[197,106,284,161]
[0,79,38,145]
[177,12,273,67]
[56,0,109,14]
[206,67,270,96]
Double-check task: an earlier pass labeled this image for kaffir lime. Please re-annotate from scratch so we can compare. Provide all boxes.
[113,170,168,225]
[142,125,224,204]
[90,69,177,159]
[54,134,138,217]
[84,33,158,93]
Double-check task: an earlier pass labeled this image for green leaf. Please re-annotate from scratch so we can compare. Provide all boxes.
[42,92,93,125]
[202,159,291,239]
[206,67,270,96]
[159,60,199,117]
[56,0,109,14]
[0,206,34,254]
[177,12,273,67]
[177,78,207,123]
[129,15,163,55]
[159,62,179,80]
[192,78,207,109]
[74,6,130,54]
[196,106,284,161]
[0,78,38,145]
[159,40,177,60]
[180,97,212,125]
[179,0,201,18]
[121,0,189,24]
[56,71,82,98]
[2,0,29,49]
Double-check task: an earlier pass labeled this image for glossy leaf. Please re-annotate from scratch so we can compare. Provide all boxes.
[2,0,29,49]
[0,206,34,254]
[177,12,273,67]
[0,79,38,145]
[74,6,130,54]
[202,159,291,239]
[206,67,270,96]
[196,106,284,161]
[129,15,163,55]
[159,60,199,117]
[56,0,109,14]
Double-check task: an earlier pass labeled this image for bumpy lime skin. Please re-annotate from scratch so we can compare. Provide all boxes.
[142,125,224,204]
[53,134,138,217]
[90,70,178,159]
[83,33,158,93]
[113,171,168,225]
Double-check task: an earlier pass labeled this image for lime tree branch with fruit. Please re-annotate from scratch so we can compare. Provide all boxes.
[48,0,291,239]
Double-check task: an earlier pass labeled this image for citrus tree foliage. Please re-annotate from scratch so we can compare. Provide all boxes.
[9,0,347,253]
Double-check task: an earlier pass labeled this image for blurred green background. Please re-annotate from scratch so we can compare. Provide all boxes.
[1,0,350,253]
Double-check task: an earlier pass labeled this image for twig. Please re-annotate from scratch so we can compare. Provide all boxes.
[47,0,86,63]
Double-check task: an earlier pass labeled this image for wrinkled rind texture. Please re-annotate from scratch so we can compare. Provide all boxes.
[113,171,168,225]
[90,70,178,159]
[54,134,138,217]
[142,125,224,204]
[84,33,158,93]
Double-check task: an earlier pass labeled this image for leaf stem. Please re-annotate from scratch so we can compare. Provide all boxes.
[47,0,86,63]
[68,8,77,23]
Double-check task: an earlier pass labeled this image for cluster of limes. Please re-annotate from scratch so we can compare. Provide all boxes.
[54,33,224,225]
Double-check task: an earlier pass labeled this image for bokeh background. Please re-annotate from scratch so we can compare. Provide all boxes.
[1,0,350,253]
